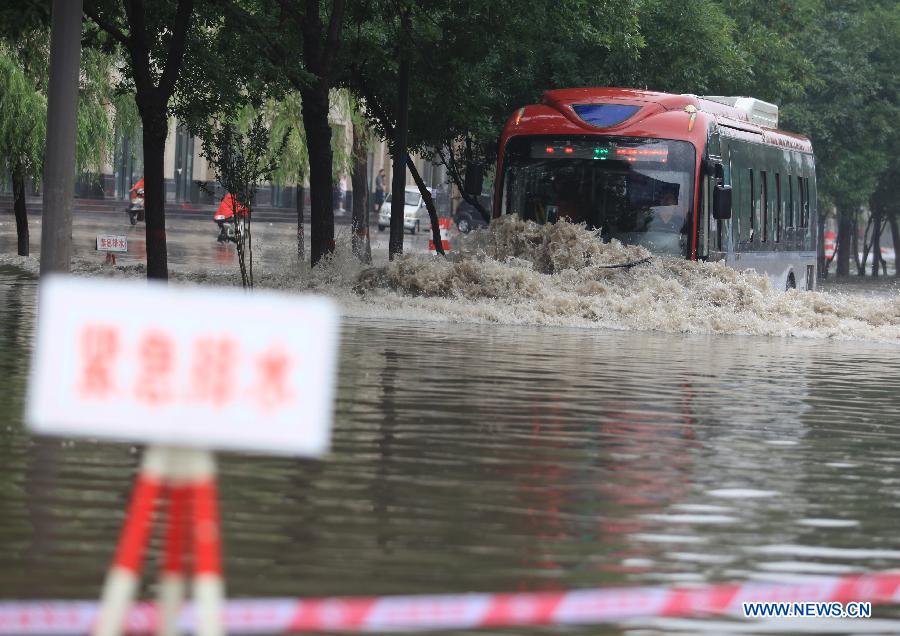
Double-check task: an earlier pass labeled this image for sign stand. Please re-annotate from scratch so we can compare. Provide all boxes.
[28,278,340,636]
[96,235,127,267]
[92,446,223,636]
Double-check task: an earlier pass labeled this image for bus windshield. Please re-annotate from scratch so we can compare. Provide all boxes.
[501,136,696,256]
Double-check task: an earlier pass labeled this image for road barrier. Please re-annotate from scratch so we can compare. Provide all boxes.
[824,229,836,261]
[429,217,452,253]
[2,570,899,634]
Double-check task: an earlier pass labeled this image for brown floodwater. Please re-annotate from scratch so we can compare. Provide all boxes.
[2,264,900,635]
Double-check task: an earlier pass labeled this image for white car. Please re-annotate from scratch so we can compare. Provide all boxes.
[378,186,429,234]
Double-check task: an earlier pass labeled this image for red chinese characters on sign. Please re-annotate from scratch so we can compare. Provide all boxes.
[74,324,295,411]
[78,325,120,398]
[190,337,236,407]
[134,330,176,405]
[97,236,127,251]
[256,346,293,411]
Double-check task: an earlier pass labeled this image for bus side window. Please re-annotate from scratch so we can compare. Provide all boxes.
[804,177,811,233]
[760,171,768,242]
[798,176,806,228]
[749,169,756,243]
[775,173,781,243]
[788,174,795,229]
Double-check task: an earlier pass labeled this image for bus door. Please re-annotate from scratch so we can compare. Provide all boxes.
[703,132,728,260]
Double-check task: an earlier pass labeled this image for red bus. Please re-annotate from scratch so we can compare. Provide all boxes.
[494,88,818,290]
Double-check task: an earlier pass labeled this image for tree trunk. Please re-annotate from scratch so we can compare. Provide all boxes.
[389,37,410,261]
[301,86,334,267]
[350,121,371,263]
[12,161,29,256]
[857,216,870,277]
[141,114,169,280]
[888,214,900,277]
[296,183,305,261]
[406,157,444,255]
[40,0,82,274]
[871,209,882,277]
[836,213,852,276]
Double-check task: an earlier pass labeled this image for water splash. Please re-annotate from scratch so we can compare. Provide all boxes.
[3,217,899,341]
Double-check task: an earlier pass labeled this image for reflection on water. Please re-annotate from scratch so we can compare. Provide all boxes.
[1,269,900,634]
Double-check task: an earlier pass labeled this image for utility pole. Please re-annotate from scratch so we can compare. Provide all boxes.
[388,10,410,260]
[40,0,83,275]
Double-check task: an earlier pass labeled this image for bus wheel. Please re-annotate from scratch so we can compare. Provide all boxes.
[786,272,796,290]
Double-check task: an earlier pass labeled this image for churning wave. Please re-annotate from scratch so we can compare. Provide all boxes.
[3,217,899,341]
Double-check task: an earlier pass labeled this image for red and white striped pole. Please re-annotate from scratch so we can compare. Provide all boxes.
[157,447,197,636]
[92,447,167,636]
[91,447,224,636]
[188,451,223,636]
[157,481,190,636]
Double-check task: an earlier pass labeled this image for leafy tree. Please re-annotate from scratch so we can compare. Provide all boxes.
[0,17,114,257]
[871,163,900,277]
[216,0,356,267]
[0,43,46,256]
[714,0,818,104]
[84,0,202,280]
[779,0,899,276]
[200,112,286,288]
[266,92,309,260]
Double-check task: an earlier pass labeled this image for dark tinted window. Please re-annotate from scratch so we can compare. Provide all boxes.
[502,135,696,256]
[572,104,640,128]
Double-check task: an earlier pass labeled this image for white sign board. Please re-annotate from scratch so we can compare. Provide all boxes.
[27,276,340,457]
[96,235,128,252]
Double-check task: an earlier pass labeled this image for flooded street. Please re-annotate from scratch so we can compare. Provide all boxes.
[3,237,900,634]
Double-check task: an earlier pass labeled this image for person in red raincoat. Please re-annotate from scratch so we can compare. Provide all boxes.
[214,193,249,220]
[126,178,145,224]
[213,193,250,242]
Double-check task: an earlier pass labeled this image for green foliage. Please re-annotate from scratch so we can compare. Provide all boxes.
[775,0,899,213]
[76,47,117,175]
[328,89,355,182]
[200,112,288,288]
[266,91,309,186]
[0,24,115,182]
[714,0,818,104]
[345,0,760,179]
[0,44,47,176]
[629,0,745,94]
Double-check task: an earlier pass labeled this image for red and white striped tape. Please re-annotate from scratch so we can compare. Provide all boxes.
[2,571,899,634]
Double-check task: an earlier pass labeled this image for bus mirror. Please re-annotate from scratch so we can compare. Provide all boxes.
[464,163,484,196]
[713,183,732,220]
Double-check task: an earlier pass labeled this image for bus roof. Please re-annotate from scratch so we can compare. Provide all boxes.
[505,87,813,154]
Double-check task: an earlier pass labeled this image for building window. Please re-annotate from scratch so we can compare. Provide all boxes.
[174,126,194,203]
[114,125,143,200]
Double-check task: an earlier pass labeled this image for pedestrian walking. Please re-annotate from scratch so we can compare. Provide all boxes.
[374,168,386,212]
[338,174,348,212]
